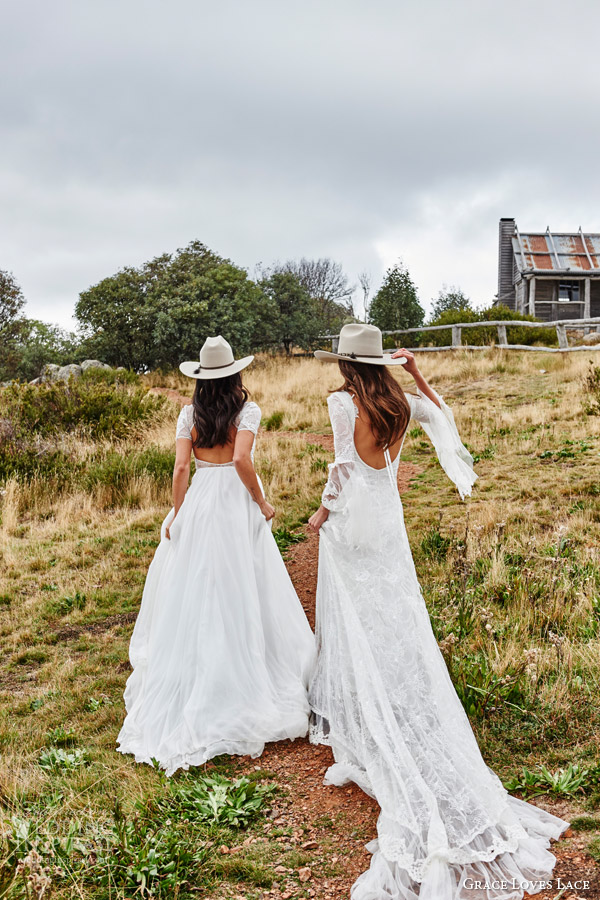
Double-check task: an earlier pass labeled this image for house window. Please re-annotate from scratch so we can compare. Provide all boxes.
[558,281,580,302]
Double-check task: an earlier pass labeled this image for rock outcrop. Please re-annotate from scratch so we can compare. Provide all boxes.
[31,360,114,384]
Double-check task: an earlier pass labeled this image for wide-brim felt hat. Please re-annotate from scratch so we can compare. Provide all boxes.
[315,323,407,365]
[179,336,254,380]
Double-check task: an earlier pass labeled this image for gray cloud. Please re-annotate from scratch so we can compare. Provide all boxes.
[2,0,600,327]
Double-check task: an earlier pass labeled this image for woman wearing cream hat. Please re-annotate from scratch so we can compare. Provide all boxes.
[307,324,568,900]
[117,336,316,775]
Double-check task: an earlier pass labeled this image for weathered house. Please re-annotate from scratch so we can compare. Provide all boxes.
[497,217,600,321]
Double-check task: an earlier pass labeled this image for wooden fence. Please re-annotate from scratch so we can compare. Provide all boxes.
[326,317,600,354]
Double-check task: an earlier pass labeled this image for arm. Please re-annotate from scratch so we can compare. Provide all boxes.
[392,348,477,500]
[166,406,194,539]
[233,430,274,521]
[392,347,441,408]
[166,437,192,538]
[308,392,355,533]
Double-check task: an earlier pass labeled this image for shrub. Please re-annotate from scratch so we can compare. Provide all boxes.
[0,378,166,441]
[415,307,558,348]
[84,447,176,493]
[263,410,284,431]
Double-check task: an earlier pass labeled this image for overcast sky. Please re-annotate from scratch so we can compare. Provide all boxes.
[2,0,600,329]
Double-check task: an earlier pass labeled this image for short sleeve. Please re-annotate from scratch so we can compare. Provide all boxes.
[237,401,261,435]
[176,405,194,441]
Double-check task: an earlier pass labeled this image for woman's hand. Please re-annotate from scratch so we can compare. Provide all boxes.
[260,500,275,521]
[392,347,419,376]
[308,506,329,533]
[165,517,175,540]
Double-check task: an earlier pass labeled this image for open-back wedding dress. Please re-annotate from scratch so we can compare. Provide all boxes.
[117,401,316,776]
[309,387,568,900]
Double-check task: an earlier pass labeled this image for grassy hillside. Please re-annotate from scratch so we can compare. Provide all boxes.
[1,350,599,898]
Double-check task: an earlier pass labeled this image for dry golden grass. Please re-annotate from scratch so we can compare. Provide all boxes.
[1,348,599,895]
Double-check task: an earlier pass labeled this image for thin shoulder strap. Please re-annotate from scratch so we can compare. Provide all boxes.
[383,446,396,489]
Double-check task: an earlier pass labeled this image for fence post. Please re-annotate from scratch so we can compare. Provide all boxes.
[556,324,568,350]
[332,336,339,353]
[497,324,508,346]
[452,325,462,347]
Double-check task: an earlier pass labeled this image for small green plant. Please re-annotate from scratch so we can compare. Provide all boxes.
[569,815,600,831]
[310,456,328,473]
[263,410,284,431]
[38,748,89,772]
[421,527,452,561]
[539,438,593,462]
[93,799,202,897]
[84,695,111,712]
[272,527,306,555]
[449,651,527,719]
[15,649,47,666]
[46,725,77,747]
[167,774,276,829]
[50,591,87,615]
[504,762,592,798]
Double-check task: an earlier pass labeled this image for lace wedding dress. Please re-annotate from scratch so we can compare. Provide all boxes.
[309,388,568,900]
[117,401,316,776]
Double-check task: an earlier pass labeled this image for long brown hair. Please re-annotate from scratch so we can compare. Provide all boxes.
[335,361,410,449]
[191,373,249,448]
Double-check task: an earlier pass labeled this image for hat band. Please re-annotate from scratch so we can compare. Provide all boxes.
[193,359,236,374]
[338,351,383,360]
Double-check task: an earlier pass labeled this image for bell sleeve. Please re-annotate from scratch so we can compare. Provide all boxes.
[321,392,356,511]
[407,387,478,500]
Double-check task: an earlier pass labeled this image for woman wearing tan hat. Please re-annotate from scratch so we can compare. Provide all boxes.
[117,336,316,775]
[307,324,568,900]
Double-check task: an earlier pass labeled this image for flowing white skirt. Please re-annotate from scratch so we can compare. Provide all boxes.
[309,469,569,900]
[117,464,316,776]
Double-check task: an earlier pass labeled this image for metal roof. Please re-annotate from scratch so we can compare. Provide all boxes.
[512,226,600,274]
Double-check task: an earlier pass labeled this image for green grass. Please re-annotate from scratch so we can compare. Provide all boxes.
[1,352,600,894]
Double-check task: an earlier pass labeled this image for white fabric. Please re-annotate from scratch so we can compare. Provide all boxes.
[117,402,316,776]
[310,388,568,900]
[176,401,261,442]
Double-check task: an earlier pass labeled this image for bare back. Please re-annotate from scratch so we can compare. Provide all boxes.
[190,423,238,464]
[350,396,403,470]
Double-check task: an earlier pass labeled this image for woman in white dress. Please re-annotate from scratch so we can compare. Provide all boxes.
[117,336,316,776]
[307,324,568,900]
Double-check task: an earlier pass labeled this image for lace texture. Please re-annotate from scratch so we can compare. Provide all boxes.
[309,389,568,898]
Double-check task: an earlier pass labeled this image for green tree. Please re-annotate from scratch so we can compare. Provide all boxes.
[369,262,424,332]
[76,241,277,371]
[0,269,27,381]
[259,271,321,354]
[429,286,472,322]
[274,258,354,333]
[153,262,278,368]
[75,266,152,370]
[13,320,80,382]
